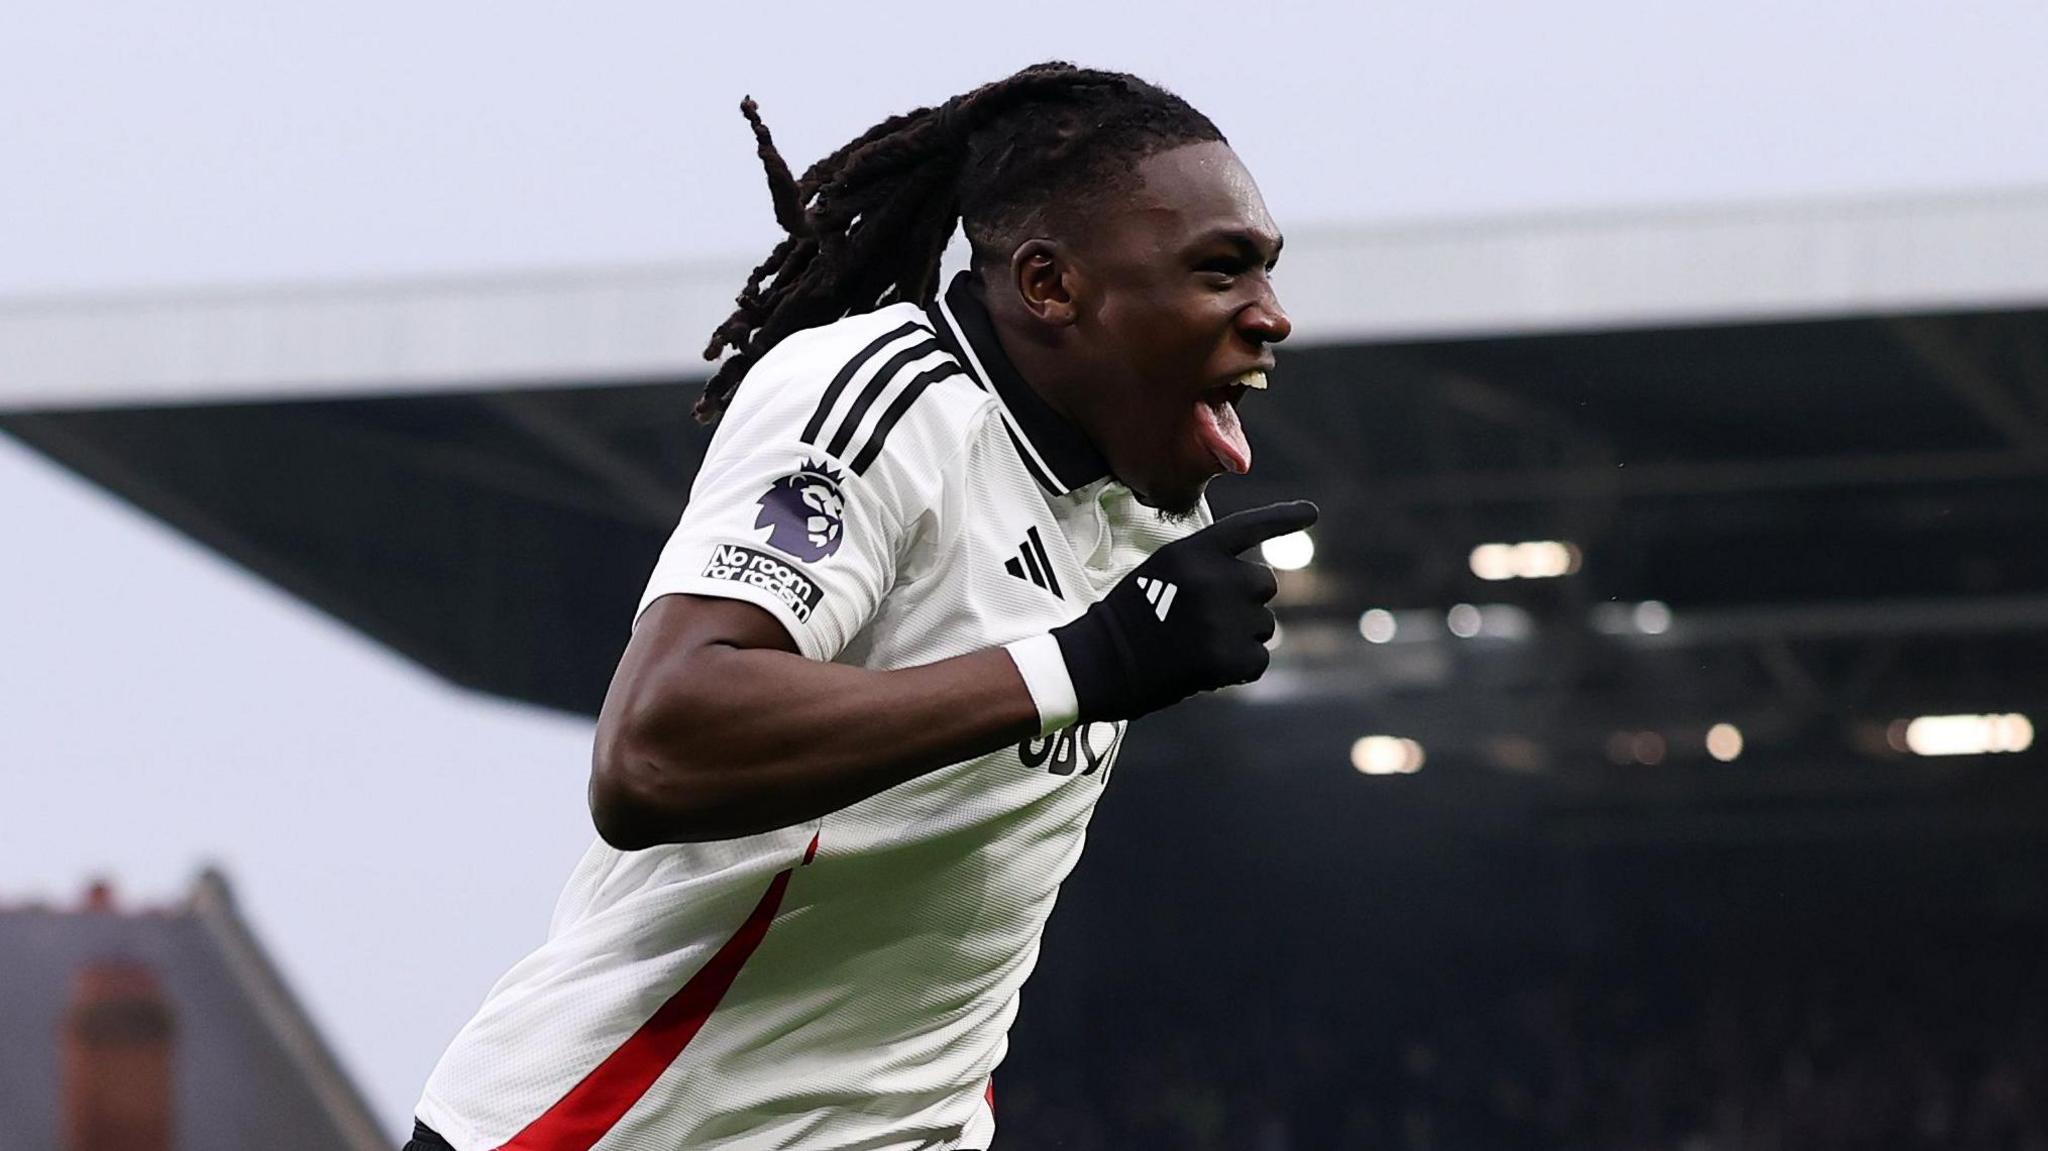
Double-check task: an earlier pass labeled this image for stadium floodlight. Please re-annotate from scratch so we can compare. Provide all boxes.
[1706,723,1744,762]
[1632,600,1673,635]
[1897,713,2035,757]
[1261,530,1315,571]
[1351,736,1426,775]
[1445,603,1483,638]
[1359,608,1399,644]
[1469,543,1516,581]
[1469,540,1582,581]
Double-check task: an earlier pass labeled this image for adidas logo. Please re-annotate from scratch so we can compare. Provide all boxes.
[1135,576,1178,621]
[1003,526,1064,600]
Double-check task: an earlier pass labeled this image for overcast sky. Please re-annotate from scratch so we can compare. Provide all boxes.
[9,0,2048,296]
[7,0,2048,1138]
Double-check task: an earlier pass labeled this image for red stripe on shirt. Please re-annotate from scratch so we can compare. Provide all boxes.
[494,861,799,1151]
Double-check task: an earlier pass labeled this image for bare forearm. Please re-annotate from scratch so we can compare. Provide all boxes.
[594,642,1040,846]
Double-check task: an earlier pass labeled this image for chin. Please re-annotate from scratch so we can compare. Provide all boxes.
[1130,475,1210,522]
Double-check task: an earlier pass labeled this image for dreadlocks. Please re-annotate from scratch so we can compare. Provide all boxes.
[695,61,1224,423]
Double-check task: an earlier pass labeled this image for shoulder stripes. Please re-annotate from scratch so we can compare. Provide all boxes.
[797,321,926,445]
[850,362,963,474]
[797,319,965,475]
[821,337,940,459]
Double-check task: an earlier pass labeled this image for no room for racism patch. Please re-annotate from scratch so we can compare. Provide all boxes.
[702,543,825,622]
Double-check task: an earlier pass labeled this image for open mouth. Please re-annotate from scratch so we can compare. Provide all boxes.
[1193,370,1267,476]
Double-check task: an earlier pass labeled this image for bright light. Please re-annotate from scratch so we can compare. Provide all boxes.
[1706,723,1744,762]
[1359,608,1399,644]
[1351,736,1426,775]
[1469,540,1581,581]
[1633,600,1673,635]
[1446,603,1483,638]
[1469,543,1515,581]
[1901,713,2035,757]
[1517,541,1580,578]
[1999,713,2036,751]
[1261,531,1315,571]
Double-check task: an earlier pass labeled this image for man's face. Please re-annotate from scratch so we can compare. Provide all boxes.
[1062,140,1290,515]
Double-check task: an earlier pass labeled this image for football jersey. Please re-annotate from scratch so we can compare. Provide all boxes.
[414,273,1207,1151]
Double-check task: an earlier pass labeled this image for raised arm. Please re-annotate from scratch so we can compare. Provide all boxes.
[588,500,1316,848]
[590,594,1039,847]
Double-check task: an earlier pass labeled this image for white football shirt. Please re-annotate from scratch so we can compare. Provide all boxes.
[415,273,1206,1151]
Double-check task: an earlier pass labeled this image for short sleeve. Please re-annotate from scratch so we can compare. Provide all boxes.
[634,314,967,662]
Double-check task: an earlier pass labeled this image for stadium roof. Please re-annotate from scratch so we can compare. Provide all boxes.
[6,186,2048,411]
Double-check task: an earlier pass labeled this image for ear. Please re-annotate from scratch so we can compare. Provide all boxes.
[1009,239,1080,328]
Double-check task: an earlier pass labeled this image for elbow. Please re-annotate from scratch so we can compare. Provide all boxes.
[589,715,710,850]
[589,763,662,851]
[590,632,762,848]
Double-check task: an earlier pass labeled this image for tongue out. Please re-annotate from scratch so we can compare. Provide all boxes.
[1194,397,1252,475]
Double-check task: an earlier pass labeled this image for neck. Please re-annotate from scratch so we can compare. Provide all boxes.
[979,276,1085,425]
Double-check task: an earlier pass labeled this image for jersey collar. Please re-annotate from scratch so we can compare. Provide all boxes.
[929,272,1111,497]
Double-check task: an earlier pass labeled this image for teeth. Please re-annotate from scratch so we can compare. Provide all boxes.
[1236,370,1269,391]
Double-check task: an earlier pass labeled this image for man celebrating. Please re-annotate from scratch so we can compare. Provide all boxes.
[410,62,1314,1151]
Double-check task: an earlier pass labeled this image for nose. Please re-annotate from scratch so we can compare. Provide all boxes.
[1240,284,1291,347]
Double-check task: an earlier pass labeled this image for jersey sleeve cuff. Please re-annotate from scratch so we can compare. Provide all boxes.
[1003,633,1080,736]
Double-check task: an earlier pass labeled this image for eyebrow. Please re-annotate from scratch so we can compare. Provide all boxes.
[1196,228,1285,269]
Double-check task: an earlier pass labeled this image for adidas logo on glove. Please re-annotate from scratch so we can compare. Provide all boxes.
[1044,500,1315,723]
[1134,576,1178,621]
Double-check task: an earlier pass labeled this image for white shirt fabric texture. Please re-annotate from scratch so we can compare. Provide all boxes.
[415,273,1206,1151]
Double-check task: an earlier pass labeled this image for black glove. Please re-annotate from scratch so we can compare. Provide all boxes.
[1051,500,1318,721]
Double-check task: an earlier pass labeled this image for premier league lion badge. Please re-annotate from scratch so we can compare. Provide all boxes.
[754,457,846,562]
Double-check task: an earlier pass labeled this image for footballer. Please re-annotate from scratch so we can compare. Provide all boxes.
[407,61,1313,1151]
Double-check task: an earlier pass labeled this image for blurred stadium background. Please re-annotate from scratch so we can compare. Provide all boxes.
[6,4,2048,1149]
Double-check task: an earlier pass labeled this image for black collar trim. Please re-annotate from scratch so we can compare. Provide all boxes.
[928,273,1110,497]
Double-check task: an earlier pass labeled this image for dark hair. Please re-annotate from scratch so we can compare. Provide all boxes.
[695,61,1224,422]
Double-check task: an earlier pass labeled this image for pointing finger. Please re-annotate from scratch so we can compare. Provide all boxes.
[1200,500,1320,556]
